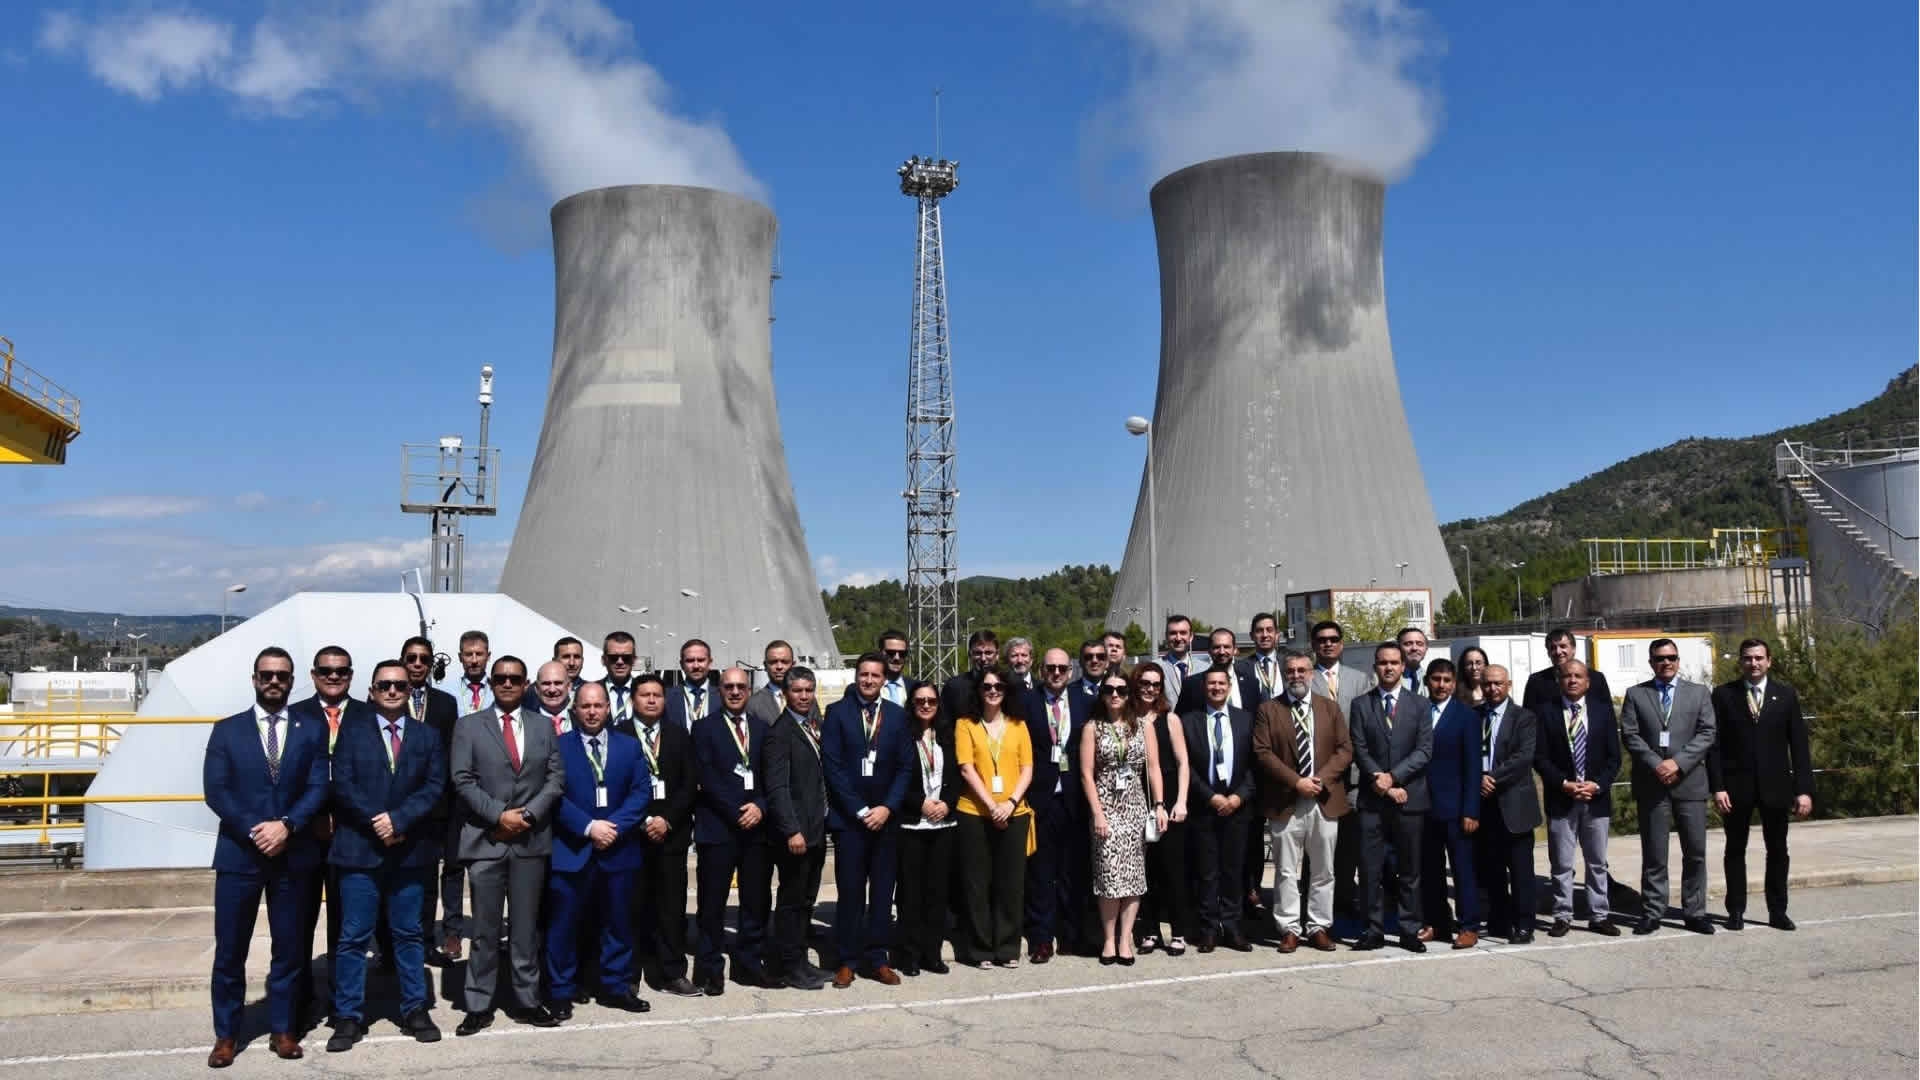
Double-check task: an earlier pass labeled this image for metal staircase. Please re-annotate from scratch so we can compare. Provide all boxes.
[1777,440,1917,631]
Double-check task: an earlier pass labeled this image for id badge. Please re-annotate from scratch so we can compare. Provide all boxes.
[652,779,667,800]
[1216,763,1232,784]
[1658,730,1671,749]
[862,752,876,778]
[742,769,755,792]
[990,774,1005,795]
[595,785,608,809]
[1051,745,1065,765]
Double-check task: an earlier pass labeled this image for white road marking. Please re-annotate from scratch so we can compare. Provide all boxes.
[0,909,1911,1068]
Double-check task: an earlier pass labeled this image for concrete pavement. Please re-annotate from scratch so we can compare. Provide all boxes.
[0,815,1911,1020]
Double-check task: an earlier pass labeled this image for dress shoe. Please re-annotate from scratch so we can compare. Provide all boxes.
[1224,931,1253,952]
[782,969,826,990]
[1099,953,1118,966]
[456,1010,494,1037]
[832,965,856,989]
[1164,936,1187,957]
[572,990,593,1005]
[270,1033,303,1060]
[700,972,725,997]
[325,1019,365,1053]
[1768,913,1797,932]
[1351,931,1386,951]
[1116,954,1136,966]
[1452,930,1479,950]
[1030,942,1054,964]
[1277,932,1300,954]
[1136,935,1160,954]
[1725,911,1745,931]
[1307,929,1337,952]
[1684,917,1716,935]
[1415,926,1436,942]
[1634,915,1660,935]
[207,1037,237,1069]
[1549,919,1571,938]
[402,1009,442,1043]
[598,992,651,1013]
[510,1005,561,1028]
[426,946,452,968]
[865,965,904,985]
[1398,934,1427,954]
[899,961,921,976]
[923,958,951,975]
[803,962,834,982]
[661,976,702,998]
[1196,931,1217,954]
[1509,930,1534,945]
[1590,918,1621,937]
[731,965,773,989]
[547,1001,574,1022]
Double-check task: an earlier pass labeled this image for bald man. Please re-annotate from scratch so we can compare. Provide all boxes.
[1473,666,1542,944]
[533,662,574,737]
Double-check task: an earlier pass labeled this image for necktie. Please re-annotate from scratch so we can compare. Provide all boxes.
[410,688,425,721]
[1049,697,1065,745]
[324,704,341,730]
[467,681,485,711]
[1292,700,1312,776]
[1325,667,1339,697]
[774,686,787,712]
[264,713,282,782]
[501,712,521,771]
[1658,682,1673,718]
[863,703,877,744]
[589,735,604,772]
[642,723,660,762]
[1259,656,1274,696]
[1176,658,1189,680]
[1748,684,1763,718]
[550,711,565,735]
[1381,692,1395,730]
[1569,701,1587,781]
[690,685,706,718]
[612,684,630,720]
[387,721,402,771]
[1211,710,1226,769]
[1480,705,1493,753]
[732,713,747,750]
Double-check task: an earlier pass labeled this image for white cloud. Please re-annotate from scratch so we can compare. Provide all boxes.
[30,494,210,519]
[39,1,763,200]
[815,555,897,590]
[40,9,233,101]
[1071,0,1441,186]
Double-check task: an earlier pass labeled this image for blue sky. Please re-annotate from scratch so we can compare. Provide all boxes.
[4,1,1913,617]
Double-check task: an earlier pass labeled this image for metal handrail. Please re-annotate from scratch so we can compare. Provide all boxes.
[0,715,220,759]
[0,336,82,431]
[1777,440,1918,542]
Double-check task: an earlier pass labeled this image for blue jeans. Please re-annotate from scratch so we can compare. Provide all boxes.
[333,865,429,1021]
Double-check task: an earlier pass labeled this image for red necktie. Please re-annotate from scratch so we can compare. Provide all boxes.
[501,712,521,771]
[550,711,565,735]
[387,721,403,770]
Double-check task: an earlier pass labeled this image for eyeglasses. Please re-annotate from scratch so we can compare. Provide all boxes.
[313,665,352,678]
[605,653,635,664]
[883,649,907,658]
[1651,654,1680,663]
[490,674,527,686]
[1042,664,1072,674]
[254,670,294,683]
[1101,686,1129,696]
[370,679,409,692]
[1313,636,1341,645]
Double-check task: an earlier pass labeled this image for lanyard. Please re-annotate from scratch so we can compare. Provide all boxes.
[637,723,662,773]
[797,714,822,757]
[918,728,939,788]
[984,721,1006,777]
[862,701,882,747]
[1047,696,1066,744]
[408,688,425,722]
[583,735,606,783]
[725,713,751,767]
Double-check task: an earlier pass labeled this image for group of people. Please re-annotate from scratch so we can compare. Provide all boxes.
[199,615,1814,1069]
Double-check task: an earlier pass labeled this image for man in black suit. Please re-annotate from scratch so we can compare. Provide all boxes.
[942,629,999,720]
[400,636,464,965]
[1474,665,1542,943]
[1535,661,1622,937]
[1710,639,1813,931]
[629,674,701,997]
[1348,642,1433,953]
[764,667,831,990]
[877,630,923,708]
[1183,667,1256,952]
[599,632,643,733]
[552,637,587,701]
[288,645,366,1031]
[1177,628,1260,714]
[690,668,773,994]
[1522,628,1613,713]
[748,640,819,727]
[1024,648,1089,962]
[1075,639,1111,700]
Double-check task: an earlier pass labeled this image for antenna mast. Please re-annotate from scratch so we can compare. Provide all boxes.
[899,130,960,682]
[401,365,501,592]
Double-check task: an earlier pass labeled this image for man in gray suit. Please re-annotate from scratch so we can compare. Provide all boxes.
[450,656,567,1034]
[1620,638,1718,935]
[747,640,820,727]
[1348,641,1433,953]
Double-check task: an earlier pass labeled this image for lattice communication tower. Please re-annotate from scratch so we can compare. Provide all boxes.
[900,156,960,682]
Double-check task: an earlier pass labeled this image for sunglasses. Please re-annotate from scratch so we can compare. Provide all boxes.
[605,653,636,664]
[370,679,409,692]
[254,670,295,683]
[1101,685,1129,696]
[912,697,939,707]
[1135,680,1162,690]
[490,674,527,686]
[313,665,352,678]
[1081,655,1103,665]
[1314,636,1341,645]
[980,683,1006,693]
[883,649,907,658]
[1651,654,1679,663]
[403,653,433,663]
[720,683,750,691]
[1042,664,1072,674]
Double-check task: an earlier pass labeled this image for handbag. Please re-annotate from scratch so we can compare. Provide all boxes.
[1143,801,1161,844]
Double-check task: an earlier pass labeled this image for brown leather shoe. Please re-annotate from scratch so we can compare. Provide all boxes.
[832,966,855,989]
[1306,929,1337,952]
[1277,932,1300,954]
[270,1032,304,1059]
[864,965,902,987]
[1452,929,1479,950]
[207,1038,237,1069]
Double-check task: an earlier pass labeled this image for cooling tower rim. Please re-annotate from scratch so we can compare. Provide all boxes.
[549,183,773,221]
[1149,151,1388,200]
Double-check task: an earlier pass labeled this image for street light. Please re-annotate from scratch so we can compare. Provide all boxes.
[617,604,649,615]
[1394,561,1409,583]
[679,588,700,598]
[1458,544,1474,624]
[220,583,247,634]
[1126,415,1159,630]
[1510,562,1526,620]
[1268,561,1283,617]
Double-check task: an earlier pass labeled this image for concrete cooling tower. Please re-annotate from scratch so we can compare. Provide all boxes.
[499,185,836,668]
[1110,152,1460,634]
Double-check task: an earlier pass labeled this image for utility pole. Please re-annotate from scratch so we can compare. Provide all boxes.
[900,144,960,684]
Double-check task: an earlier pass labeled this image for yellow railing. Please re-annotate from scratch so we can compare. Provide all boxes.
[0,772,202,845]
[0,715,216,759]
[0,335,83,431]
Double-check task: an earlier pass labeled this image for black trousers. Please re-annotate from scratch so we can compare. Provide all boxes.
[772,843,825,975]
[896,825,956,965]
[1474,801,1536,935]
[694,836,771,979]
[423,816,463,939]
[291,862,338,1026]
[1140,818,1195,941]
[1359,806,1424,937]
[957,814,1029,963]
[1723,797,1792,916]
[1189,808,1250,935]
[1334,809,1363,919]
[1242,807,1269,911]
[635,842,691,982]
[1024,797,1070,949]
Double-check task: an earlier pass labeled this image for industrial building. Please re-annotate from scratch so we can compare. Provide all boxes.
[1109,153,1459,637]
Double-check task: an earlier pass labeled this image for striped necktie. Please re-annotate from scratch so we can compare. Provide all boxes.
[1569,701,1587,781]
[1292,700,1312,777]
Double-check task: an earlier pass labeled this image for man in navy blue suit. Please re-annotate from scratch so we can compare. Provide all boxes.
[665,639,720,732]
[324,660,446,1052]
[287,644,365,1031]
[544,682,654,1017]
[1024,647,1089,962]
[1416,659,1482,949]
[823,653,911,986]
[1183,667,1257,953]
[690,667,773,995]
[202,646,331,1068]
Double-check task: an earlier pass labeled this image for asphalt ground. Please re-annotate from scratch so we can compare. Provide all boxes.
[0,879,1912,1080]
